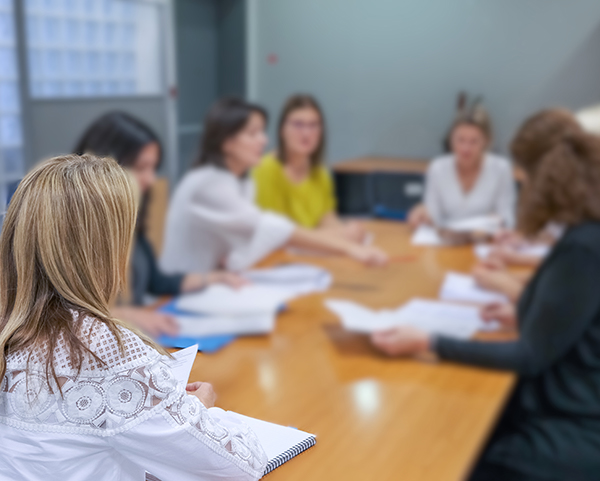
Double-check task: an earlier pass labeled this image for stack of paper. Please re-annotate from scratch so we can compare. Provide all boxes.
[243,264,332,297]
[173,312,276,338]
[439,272,508,304]
[177,284,295,316]
[167,264,332,340]
[326,298,496,339]
[178,264,332,316]
[167,286,284,340]
[474,243,550,261]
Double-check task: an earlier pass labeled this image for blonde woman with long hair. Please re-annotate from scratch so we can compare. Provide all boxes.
[0,155,267,480]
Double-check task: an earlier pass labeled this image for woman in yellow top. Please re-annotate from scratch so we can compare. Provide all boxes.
[253,94,365,241]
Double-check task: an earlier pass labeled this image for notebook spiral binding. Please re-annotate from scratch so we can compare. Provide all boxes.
[263,436,317,475]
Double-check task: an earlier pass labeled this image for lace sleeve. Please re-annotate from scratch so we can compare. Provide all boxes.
[159,390,268,478]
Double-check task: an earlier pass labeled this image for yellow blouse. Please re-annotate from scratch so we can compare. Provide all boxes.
[252,153,337,228]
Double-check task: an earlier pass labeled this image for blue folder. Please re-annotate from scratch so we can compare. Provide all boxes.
[156,299,236,353]
[373,204,408,221]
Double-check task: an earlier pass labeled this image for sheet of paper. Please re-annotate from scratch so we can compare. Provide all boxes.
[411,225,443,246]
[439,272,508,304]
[326,298,496,339]
[243,264,332,296]
[174,312,276,337]
[394,299,497,338]
[474,243,550,260]
[166,344,198,385]
[176,284,295,316]
[444,215,502,234]
[325,300,399,332]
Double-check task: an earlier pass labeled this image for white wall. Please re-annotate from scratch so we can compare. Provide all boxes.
[247,0,600,162]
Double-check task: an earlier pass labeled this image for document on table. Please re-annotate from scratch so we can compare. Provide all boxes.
[166,344,198,386]
[474,243,551,260]
[439,272,508,304]
[411,225,443,246]
[176,284,295,316]
[444,215,503,234]
[174,312,276,337]
[177,265,333,316]
[243,264,332,296]
[326,298,497,339]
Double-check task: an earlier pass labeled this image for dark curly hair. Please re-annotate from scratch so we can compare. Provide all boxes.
[511,109,600,236]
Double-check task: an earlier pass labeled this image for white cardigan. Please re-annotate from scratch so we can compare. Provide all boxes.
[0,313,267,481]
[160,166,295,274]
[424,153,517,228]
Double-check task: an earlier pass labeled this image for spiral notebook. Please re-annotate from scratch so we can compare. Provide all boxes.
[169,346,316,476]
[225,412,316,476]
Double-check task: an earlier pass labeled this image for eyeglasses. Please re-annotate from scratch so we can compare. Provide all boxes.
[286,120,322,131]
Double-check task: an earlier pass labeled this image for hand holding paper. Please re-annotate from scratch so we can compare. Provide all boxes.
[439,272,508,304]
[326,298,498,339]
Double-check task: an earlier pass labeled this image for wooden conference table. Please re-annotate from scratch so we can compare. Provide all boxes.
[185,221,516,481]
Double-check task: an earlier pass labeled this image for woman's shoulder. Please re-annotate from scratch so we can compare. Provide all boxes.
[253,152,283,178]
[559,222,600,257]
[5,312,161,376]
[180,165,230,187]
[80,315,161,371]
[175,166,238,202]
[2,313,181,437]
[428,155,454,174]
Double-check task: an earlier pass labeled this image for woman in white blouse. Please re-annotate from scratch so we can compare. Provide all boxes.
[160,97,387,274]
[408,110,516,229]
[0,154,267,481]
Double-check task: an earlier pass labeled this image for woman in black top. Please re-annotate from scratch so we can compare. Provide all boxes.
[74,112,244,337]
[372,109,600,481]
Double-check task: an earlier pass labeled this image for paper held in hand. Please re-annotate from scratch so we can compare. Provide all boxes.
[326,298,498,339]
[439,272,508,304]
[474,243,550,260]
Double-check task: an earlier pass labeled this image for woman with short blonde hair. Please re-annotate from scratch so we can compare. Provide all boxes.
[408,101,516,229]
[0,154,267,481]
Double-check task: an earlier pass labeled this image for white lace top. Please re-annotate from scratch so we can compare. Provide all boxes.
[0,313,268,481]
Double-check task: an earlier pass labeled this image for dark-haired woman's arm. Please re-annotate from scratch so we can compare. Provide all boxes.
[373,245,600,376]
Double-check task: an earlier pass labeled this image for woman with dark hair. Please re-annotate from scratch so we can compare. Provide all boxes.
[408,102,516,229]
[372,110,600,481]
[252,94,365,241]
[75,112,244,337]
[160,97,387,274]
